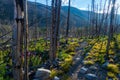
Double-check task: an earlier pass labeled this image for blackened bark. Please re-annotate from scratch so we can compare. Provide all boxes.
[50,0,61,62]
[66,0,70,44]
[106,0,116,60]
[12,0,24,80]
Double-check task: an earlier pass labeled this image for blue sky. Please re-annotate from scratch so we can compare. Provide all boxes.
[28,0,91,10]
[28,0,120,14]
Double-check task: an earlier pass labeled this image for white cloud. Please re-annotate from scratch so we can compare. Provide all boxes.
[62,0,69,5]
[79,7,87,10]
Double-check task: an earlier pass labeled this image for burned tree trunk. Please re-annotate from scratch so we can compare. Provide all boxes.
[23,0,29,80]
[34,0,38,42]
[46,0,48,46]
[91,0,95,38]
[54,0,61,56]
[106,0,116,60]
[12,0,24,80]
[65,0,70,44]
[50,0,61,62]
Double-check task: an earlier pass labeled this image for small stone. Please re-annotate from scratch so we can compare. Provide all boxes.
[108,78,113,80]
[118,74,120,78]
[102,62,109,69]
[54,76,60,80]
[79,67,88,74]
[85,73,97,80]
[34,68,51,80]
[76,58,80,61]
[89,66,97,71]
[85,53,90,56]
[82,61,86,64]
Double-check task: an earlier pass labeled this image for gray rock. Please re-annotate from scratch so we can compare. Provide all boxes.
[79,67,88,74]
[76,57,80,61]
[102,62,109,69]
[54,76,60,80]
[82,61,86,64]
[108,78,113,80]
[89,66,97,71]
[85,73,97,80]
[76,47,80,51]
[34,68,51,80]
[118,74,120,78]
[85,53,90,56]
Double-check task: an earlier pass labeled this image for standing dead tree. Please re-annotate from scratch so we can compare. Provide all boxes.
[34,0,38,42]
[114,5,120,33]
[90,0,95,38]
[12,0,24,80]
[46,0,48,46]
[99,0,108,36]
[50,0,61,62]
[23,0,29,80]
[106,0,116,60]
[12,0,29,80]
[103,0,111,35]
[65,0,70,44]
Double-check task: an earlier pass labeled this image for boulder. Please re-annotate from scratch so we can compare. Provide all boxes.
[34,68,51,80]
[79,67,88,74]
[85,73,97,80]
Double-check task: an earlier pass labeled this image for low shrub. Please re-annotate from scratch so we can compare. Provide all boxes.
[107,64,120,74]
[84,60,94,65]
[60,56,72,72]
[107,72,116,78]
[61,74,72,80]
[69,52,75,56]
[50,69,58,78]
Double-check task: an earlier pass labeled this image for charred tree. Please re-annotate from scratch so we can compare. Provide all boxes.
[91,0,95,38]
[50,0,61,62]
[23,0,29,80]
[106,0,116,60]
[46,0,48,46]
[34,0,38,43]
[65,0,70,44]
[12,0,24,80]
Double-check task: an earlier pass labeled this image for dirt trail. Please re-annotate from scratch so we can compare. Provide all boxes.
[67,40,114,80]
[68,41,88,80]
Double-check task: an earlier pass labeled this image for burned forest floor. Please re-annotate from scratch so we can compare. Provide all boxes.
[0,35,120,80]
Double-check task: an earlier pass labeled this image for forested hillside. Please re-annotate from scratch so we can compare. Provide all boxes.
[0,0,96,27]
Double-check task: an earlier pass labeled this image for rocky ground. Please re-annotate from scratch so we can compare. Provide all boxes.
[32,41,120,80]
[67,41,119,80]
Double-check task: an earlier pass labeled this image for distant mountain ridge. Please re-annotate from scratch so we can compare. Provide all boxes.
[0,0,90,27]
[0,0,119,28]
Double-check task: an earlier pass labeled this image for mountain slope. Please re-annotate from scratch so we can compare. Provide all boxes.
[0,0,92,27]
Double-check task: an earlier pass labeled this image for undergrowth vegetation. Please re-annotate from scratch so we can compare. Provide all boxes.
[0,35,120,80]
[84,35,120,79]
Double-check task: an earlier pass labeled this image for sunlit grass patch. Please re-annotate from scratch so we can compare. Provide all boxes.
[107,72,116,78]
[84,60,95,65]
[50,69,58,78]
[107,64,120,74]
